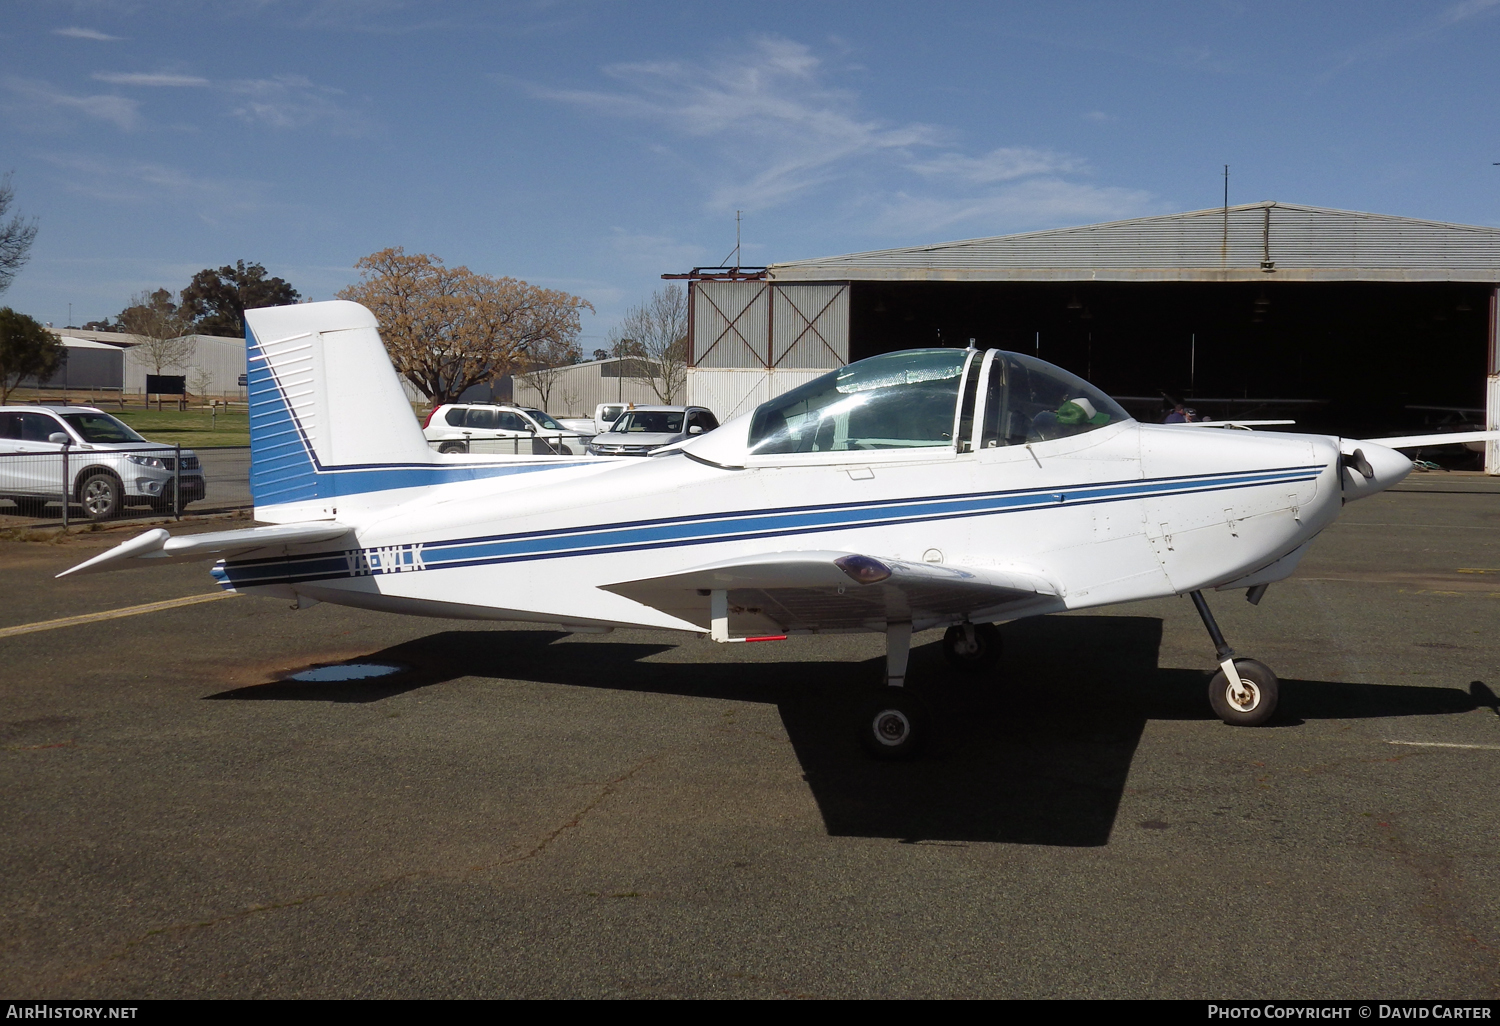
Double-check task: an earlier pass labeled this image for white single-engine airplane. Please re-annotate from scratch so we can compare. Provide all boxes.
[62,301,1500,757]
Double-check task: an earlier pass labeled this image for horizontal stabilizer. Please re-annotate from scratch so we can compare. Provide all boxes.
[1359,430,1499,450]
[58,522,353,578]
[603,550,1062,634]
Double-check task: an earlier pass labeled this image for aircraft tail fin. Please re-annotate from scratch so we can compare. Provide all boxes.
[244,301,437,519]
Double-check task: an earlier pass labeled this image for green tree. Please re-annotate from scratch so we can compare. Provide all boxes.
[0,173,39,296]
[0,308,63,403]
[180,260,301,337]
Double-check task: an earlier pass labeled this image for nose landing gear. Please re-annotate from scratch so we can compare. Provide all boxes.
[1190,590,1279,726]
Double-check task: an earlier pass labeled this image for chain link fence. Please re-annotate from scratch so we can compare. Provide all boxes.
[0,445,251,525]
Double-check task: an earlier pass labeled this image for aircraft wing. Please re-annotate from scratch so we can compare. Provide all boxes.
[1358,430,1500,450]
[57,522,354,578]
[602,550,1064,636]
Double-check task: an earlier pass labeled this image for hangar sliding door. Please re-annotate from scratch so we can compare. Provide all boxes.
[690,281,849,369]
[687,281,851,421]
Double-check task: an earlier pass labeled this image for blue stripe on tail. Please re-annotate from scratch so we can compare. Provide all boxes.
[247,324,320,505]
[245,325,592,507]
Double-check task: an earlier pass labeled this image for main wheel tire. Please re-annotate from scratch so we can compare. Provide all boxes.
[1208,658,1279,726]
[12,496,50,518]
[858,689,930,760]
[438,441,468,454]
[942,622,1003,674]
[78,472,122,520]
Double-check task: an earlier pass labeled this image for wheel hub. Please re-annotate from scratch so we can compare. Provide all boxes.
[873,709,911,746]
[1226,680,1260,712]
[83,481,112,515]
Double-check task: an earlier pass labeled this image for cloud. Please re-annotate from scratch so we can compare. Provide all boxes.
[607,229,710,274]
[530,35,1154,242]
[1083,110,1113,123]
[1441,0,1500,23]
[92,72,210,88]
[53,27,123,42]
[2,77,141,131]
[910,147,1085,184]
[1322,0,1500,77]
[870,179,1158,237]
[38,153,271,211]
[227,74,373,135]
[532,36,942,211]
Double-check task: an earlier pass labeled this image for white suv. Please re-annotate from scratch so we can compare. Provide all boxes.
[0,406,204,519]
[421,403,589,455]
[586,406,719,456]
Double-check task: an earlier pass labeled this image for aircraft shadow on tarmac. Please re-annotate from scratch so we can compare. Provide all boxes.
[204,616,1489,848]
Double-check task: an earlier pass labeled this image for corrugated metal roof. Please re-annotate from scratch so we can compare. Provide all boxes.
[768,202,1500,283]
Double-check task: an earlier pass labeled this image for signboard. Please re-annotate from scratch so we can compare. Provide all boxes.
[145,374,187,395]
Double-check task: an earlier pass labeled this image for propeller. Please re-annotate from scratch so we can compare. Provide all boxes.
[1340,448,1374,482]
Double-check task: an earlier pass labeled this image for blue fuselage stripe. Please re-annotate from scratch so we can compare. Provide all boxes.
[219,464,1324,589]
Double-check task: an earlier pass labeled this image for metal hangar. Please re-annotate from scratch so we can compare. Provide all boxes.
[673,202,1500,472]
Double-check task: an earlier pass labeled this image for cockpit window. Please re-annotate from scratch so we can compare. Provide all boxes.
[979,351,1130,447]
[748,349,970,455]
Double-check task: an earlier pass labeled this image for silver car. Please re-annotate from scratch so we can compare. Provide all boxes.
[585,405,719,456]
[0,406,204,519]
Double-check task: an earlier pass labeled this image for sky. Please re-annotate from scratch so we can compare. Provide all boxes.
[2,0,1499,353]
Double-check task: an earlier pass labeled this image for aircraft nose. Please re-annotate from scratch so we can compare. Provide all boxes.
[1339,440,1412,501]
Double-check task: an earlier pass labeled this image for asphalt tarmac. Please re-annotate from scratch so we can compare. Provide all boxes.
[2,482,1498,999]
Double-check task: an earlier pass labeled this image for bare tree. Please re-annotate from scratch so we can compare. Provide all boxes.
[189,366,215,401]
[0,172,39,296]
[120,289,197,402]
[609,284,688,404]
[338,248,593,406]
[517,335,581,411]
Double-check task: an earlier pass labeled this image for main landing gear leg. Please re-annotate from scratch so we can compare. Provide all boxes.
[858,621,928,760]
[1189,590,1279,727]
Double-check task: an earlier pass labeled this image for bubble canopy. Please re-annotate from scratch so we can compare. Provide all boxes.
[746,348,1130,457]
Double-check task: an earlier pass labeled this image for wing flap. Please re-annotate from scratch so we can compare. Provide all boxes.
[603,550,1063,633]
[58,522,353,578]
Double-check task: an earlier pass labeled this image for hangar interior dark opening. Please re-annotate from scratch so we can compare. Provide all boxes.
[849,281,1491,448]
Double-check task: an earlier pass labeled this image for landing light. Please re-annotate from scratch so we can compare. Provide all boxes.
[835,554,892,584]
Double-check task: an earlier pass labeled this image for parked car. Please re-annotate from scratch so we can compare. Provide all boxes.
[421,403,588,455]
[585,405,719,456]
[556,403,627,437]
[0,405,205,519]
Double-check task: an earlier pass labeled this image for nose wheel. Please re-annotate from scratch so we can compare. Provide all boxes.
[1208,658,1279,726]
[1191,591,1279,727]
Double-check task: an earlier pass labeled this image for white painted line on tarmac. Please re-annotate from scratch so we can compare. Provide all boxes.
[0,592,237,639]
[1386,740,1500,751]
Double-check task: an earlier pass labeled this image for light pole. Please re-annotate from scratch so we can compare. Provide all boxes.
[616,339,635,403]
